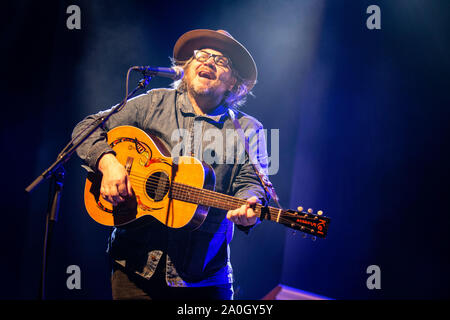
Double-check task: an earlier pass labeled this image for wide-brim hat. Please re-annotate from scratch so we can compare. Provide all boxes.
[173,29,257,89]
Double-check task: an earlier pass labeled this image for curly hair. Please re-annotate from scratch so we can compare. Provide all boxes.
[170,56,255,109]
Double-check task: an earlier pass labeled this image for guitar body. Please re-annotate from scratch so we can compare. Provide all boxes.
[84,125,215,230]
[83,126,331,238]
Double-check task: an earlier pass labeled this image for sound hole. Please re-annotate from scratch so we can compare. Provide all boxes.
[145,171,170,201]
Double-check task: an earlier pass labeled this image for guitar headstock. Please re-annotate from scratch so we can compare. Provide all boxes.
[282,206,330,239]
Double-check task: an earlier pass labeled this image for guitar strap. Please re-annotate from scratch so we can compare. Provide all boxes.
[228,109,282,209]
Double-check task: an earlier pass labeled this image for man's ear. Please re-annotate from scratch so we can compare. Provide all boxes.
[228,76,237,91]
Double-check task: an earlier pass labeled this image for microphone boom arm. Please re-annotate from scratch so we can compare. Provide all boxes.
[25,67,153,300]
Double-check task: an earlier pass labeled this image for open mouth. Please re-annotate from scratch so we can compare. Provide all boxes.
[198,70,215,80]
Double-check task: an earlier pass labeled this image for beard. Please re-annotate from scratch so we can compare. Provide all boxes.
[187,79,216,99]
[185,74,228,105]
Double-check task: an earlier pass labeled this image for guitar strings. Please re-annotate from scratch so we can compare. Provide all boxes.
[127,172,243,207]
[125,173,316,231]
[113,174,318,233]
[128,173,265,214]
[126,172,309,219]
[109,166,318,229]
[128,174,246,211]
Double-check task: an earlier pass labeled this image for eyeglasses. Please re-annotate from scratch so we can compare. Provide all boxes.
[193,50,232,68]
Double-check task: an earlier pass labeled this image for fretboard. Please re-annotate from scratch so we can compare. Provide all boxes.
[169,182,285,221]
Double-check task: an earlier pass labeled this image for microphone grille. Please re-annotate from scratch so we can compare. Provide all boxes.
[172,66,184,81]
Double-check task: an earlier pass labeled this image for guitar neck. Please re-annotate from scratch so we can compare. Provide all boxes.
[169,182,330,238]
[170,182,283,220]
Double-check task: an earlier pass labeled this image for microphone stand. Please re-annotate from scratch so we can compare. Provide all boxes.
[25,70,152,300]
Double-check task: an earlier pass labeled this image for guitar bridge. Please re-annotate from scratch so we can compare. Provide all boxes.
[125,156,133,174]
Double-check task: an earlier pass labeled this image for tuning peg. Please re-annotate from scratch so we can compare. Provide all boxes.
[297,206,303,212]
[317,210,323,216]
[307,208,313,214]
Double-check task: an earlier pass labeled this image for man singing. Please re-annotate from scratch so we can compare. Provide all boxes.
[73,29,270,300]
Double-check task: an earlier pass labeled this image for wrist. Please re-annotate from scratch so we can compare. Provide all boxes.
[97,152,116,173]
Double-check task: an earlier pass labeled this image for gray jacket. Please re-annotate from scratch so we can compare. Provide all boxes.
[72,88,269,287]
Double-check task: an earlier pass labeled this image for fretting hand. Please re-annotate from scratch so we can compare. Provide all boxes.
[226,196,258,226]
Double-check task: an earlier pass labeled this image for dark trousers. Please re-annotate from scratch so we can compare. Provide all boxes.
[111,263,234,300]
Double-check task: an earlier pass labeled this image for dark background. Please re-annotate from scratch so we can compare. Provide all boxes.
[2,0,449,300]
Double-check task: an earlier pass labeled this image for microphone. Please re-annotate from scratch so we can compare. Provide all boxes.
[132,66,184,80]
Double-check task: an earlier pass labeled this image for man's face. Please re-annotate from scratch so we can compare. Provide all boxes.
[184,48,236,103]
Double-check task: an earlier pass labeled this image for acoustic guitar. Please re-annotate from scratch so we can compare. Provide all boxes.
[84,126,330,238]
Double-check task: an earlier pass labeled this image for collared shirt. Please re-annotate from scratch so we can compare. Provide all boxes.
[72,88,270,287]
